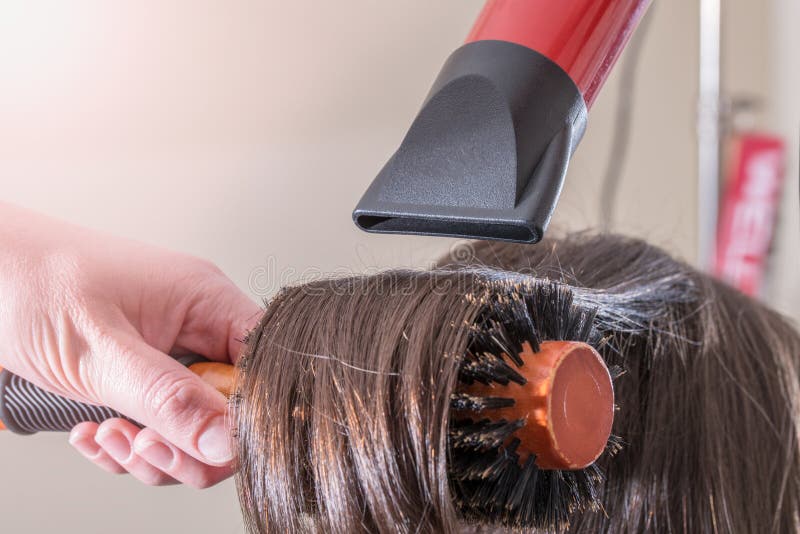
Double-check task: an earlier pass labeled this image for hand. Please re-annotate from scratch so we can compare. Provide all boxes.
[0,203,260,488]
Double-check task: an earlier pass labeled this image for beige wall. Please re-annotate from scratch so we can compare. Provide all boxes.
[559,1,699,260]
[0,1,792,532]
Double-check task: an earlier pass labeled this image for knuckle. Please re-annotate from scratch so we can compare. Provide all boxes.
[143,370,207,429]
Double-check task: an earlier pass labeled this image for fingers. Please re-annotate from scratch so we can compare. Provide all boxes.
[133,428,233,489]
[98,336,234,467]
[72,419,177,486]
[69,420,231,488]
[69,422,126,475]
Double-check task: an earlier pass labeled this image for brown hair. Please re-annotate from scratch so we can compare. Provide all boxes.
[233,233,800,533]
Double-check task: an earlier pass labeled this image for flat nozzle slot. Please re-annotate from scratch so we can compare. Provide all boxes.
[355,214,537,243]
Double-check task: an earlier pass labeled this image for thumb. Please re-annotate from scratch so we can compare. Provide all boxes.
[99,334,233,466]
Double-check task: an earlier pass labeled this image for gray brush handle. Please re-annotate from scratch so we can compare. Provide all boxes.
[0,355,207,435]
[0,370,129,434]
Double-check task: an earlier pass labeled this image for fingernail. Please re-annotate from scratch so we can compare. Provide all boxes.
[136,440,175,471]
[70,435,101,458]
[197,416,232,464]
[95,429,132,463]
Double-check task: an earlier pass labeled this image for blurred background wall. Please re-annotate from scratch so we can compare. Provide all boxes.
[0,1,796,532]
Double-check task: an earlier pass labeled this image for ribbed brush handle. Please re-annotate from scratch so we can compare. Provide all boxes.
[0,369,128,434]
[0,355,209,435]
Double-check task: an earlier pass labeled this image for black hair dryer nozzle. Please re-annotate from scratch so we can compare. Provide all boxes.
[353,40,587,244]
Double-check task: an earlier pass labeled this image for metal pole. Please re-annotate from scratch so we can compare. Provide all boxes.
[697,0,721,269]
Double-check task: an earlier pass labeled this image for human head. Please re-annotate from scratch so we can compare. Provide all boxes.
[234,234,800,533]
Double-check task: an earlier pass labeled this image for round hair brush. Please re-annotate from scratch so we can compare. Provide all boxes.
[447,280,621,530]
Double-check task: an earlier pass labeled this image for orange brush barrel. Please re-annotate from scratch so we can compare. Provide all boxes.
[461,340,614,470]
[188,362,236,397]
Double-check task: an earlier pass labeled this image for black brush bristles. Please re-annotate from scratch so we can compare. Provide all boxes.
[448,279,617,532]
[449,418,527,451]
[457,350,527,386]
[450,393,516,412]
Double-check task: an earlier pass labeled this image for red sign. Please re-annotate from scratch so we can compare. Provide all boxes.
[714,134,786,295]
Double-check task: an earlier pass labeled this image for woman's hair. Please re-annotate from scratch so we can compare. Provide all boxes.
[233,233,800,533]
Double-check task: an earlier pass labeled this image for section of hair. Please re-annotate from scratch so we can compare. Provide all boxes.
[234,233,800,533]
[234,271,483,533]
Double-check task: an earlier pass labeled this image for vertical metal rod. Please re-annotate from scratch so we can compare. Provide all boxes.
[697,0,721,269]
